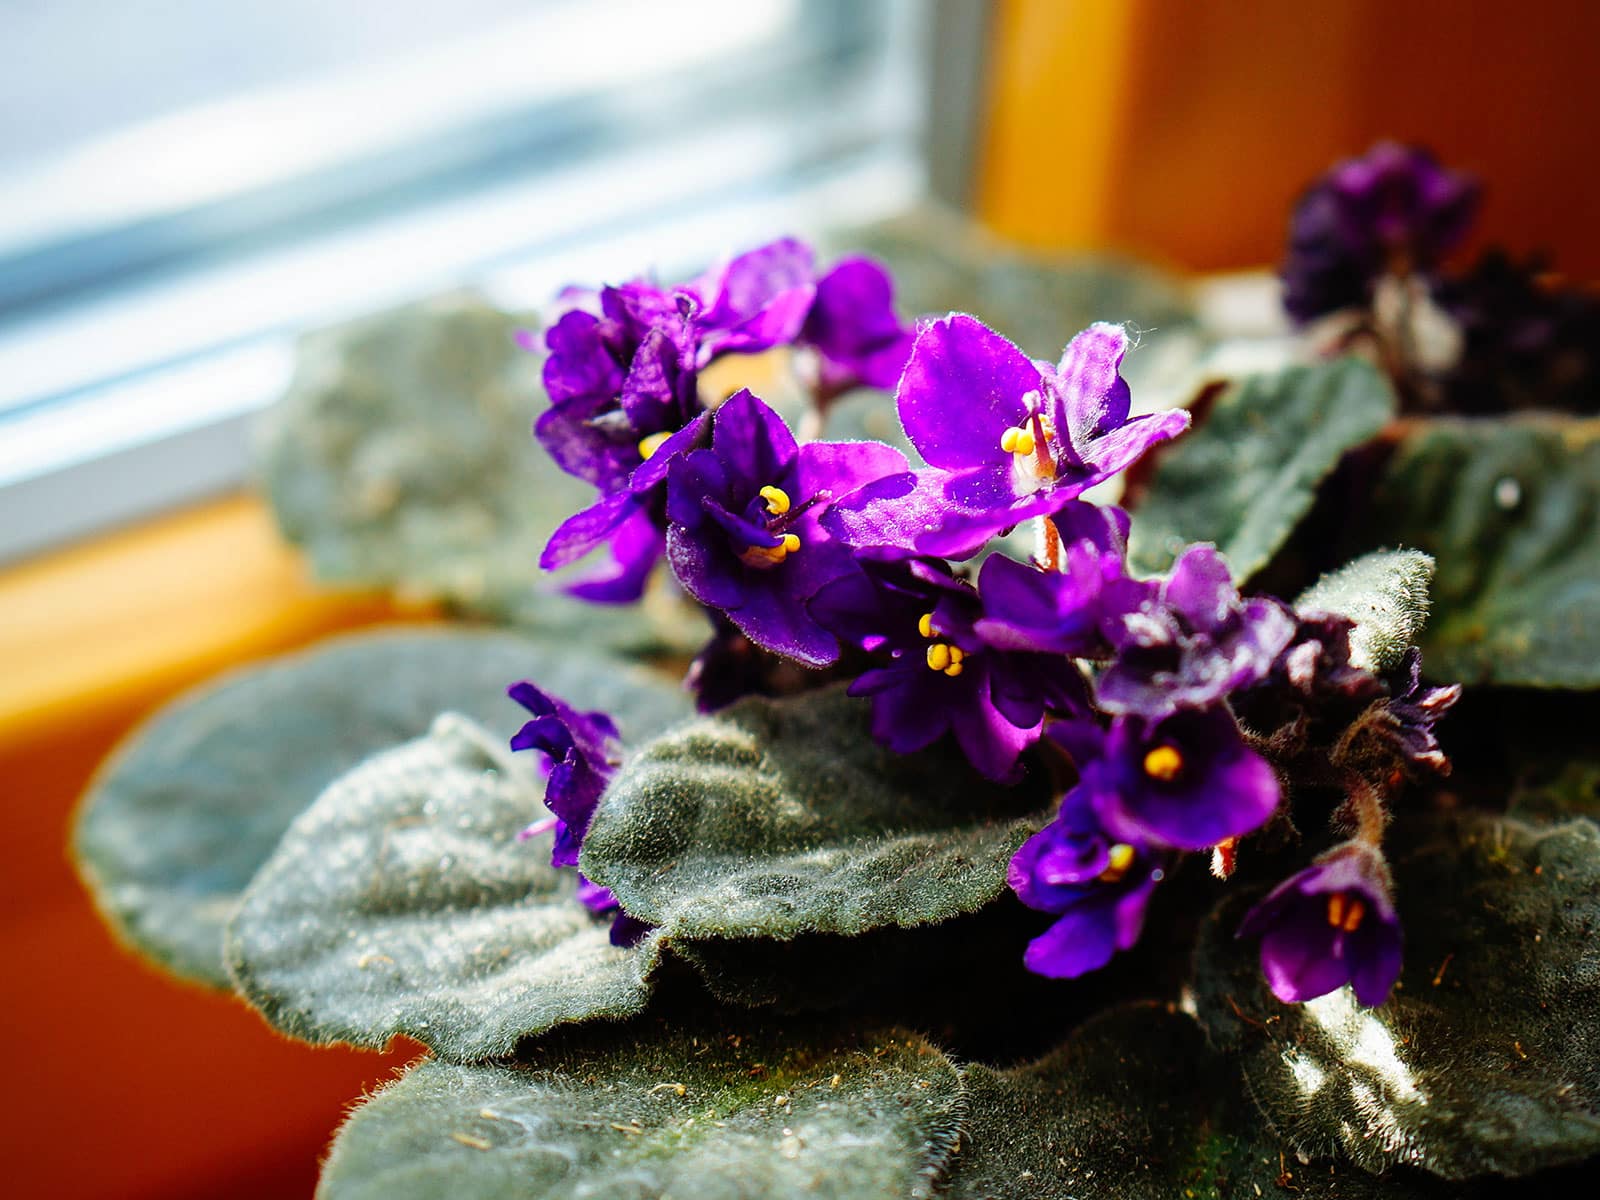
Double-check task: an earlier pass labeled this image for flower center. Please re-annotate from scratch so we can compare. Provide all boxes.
[1142,744,1184,782]
[1098,842,1137,884]
[737,483,827,569]
[917,611,965,677]
[1326,892,1366,933]
[1004,399,1057,492]
[740,533,801,568]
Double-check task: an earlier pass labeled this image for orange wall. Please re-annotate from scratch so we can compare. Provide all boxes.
[981,0,1600,276]
[0,497,430,1200]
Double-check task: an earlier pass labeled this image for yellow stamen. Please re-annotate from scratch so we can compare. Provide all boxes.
[947,645,965,665]
[1142,745,1184,782]
[943,661,964,677]
[1000,426,1035,456]
[926,643,952,672]
[637,431,672,460]
[917,612,936,639]
[1342,898,1366,933]
[759,485,791,515]
[1326,893,1346,929]
[1099,842,1136,883]
[740,535,799,568]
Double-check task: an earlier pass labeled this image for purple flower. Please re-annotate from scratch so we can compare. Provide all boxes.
[799,256,916,400]
[1078,706,1281,851]
[1097,545,1296,720]
[1237,841,1403,1007]
[664,389,907,667]
[818,556,1092,778]
[533,240,823,601]
[810,556,1090,781]
[1432,248,1600,415]
[574,876,653,949]
[1008,785,1167,978]
[538,411,709,603]
[972,501,1134,658]
[1377,648,1461,779]
[823,315,1189,560]
[507,681,623,868]
[1282,142,1479,323]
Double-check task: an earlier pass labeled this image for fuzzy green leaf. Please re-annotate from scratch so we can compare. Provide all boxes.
[946,1003,1460,1199]
[1295,549,1436,672]
[1363,416,1600,687]
[227,716,664,1060]
[319,1022,964,1200]
[580,686,1053,940]
[74,627,683,988]
[1128,359,1397,580]
[260,293,702,653]
[1194,815,1600,1179]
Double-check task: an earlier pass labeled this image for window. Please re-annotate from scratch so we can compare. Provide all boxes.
[0,0,971,562]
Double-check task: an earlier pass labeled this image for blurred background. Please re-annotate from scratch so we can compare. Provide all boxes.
[1,2,1595,1196]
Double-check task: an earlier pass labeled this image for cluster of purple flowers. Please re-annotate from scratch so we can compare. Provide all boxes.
[507,237,1458,1007]
[1282,141,1599,414]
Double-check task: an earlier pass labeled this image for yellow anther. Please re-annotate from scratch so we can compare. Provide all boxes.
[926,643,952,672]
[1099,842,1137,884]
[1142,744,1184,782]
[759,485,791,515]
[1326,893,1346,930]
[1000,426,1035,456]
[947,645,965,665]
[637,431,672,460]
[917,612,936,639]
[943,661,964,677]
[739,533,801,569]
[1341,898,1366,933]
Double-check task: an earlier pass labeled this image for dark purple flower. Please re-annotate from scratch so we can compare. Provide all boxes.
[1078,706,1281,851]
[823,315,1189,560]
[1271,611,1387,709]
[664,389,906,667]
[1237,841,1403,1007]
[507,681,622,868]
[1008,785,1166,978]
[799,256,916,399]
[533,240,825,601]
[1376,648,1461,779]
[1432,248,1600,415]
[972,501,1133,658]
[810,556,1090,781]
[574,876,652,949]
[1283,142,1480,324]
[1096,545,1296,720]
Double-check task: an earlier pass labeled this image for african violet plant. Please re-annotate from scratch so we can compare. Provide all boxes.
[75,147,1600,1198]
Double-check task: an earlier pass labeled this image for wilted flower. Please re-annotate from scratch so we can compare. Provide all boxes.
[1096,545,1295,720]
